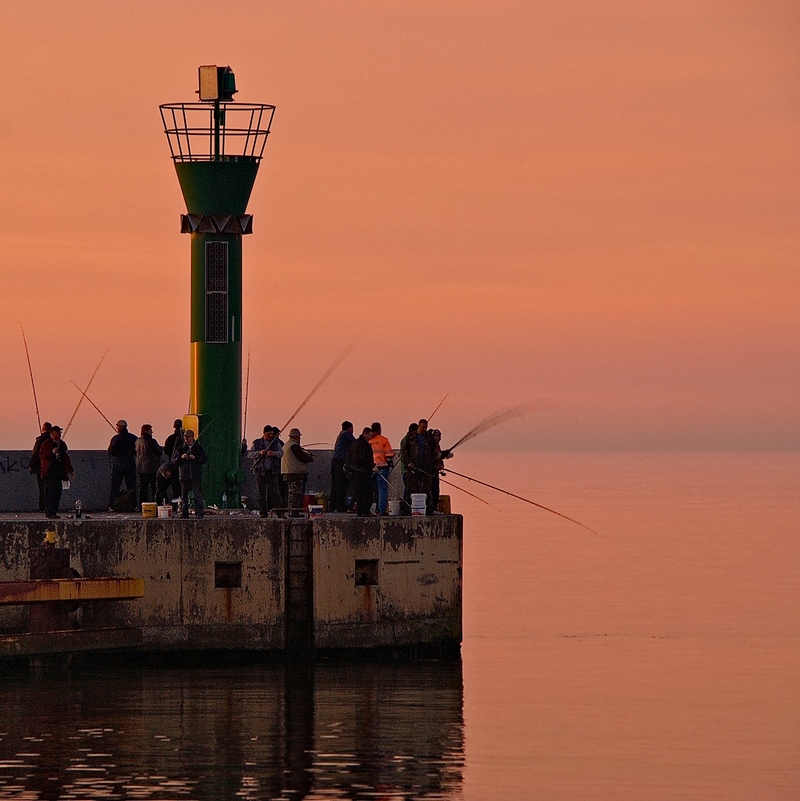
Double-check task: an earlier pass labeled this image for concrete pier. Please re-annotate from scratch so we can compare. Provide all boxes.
[0,514,462,659]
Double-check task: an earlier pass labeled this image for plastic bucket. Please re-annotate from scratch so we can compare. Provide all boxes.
[157,505,172,518]
[387,499,401,516]
[302,493,316,510]
[308,504,324,517]
[141,502,157,518]
[410,493,427,516]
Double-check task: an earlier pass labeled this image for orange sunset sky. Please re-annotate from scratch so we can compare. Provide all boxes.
[1,1,797,451]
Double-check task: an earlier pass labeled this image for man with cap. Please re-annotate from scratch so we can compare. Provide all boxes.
[174,429,208,519]
[39,426,74,519]
[248,424,284,516]
[280,428,314,515]
[108,419,138,511]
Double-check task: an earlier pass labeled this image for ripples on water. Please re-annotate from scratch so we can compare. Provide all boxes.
[1,451,798,800]
[0,661,464,800]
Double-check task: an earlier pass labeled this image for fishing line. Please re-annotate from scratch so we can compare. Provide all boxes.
[64,349,109,435]
[19,324,41,429]
[279,338,356,434]
[428,393,449,422]
[69,382,116,431]
[445,398,576,453]
[443,468,597,535]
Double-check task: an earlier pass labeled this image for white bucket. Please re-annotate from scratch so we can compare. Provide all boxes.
[157,505,172,518]
[410,493,427,516]
[308,504,324,517]
[387,499,401,516]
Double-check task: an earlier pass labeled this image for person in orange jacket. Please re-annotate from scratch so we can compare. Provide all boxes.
[370,422,395,515]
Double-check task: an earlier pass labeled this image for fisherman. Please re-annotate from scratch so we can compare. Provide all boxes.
[163,418,184,501]
[430,429,448,512]
[174,429,207,519]
[135,424,163,505]
[398,422,418,510]
[280,428,314,515]
[108,419,138,511]
[346,427,376,516]
[271,427,286,508]
[39,426,74,519]
[29,421,52,512]
[400,418,440,515]
[248,424,284,517]
[330,421,355,513]
[369,422,395,515]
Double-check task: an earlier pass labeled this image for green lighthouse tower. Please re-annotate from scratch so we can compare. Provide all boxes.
[160,66,275,507]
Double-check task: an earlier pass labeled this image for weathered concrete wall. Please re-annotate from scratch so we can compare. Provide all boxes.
[0,450,336,512]
[313,516,463,649]
[0,514,462,654]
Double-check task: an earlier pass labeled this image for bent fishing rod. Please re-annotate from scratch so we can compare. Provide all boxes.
[443,467,597,535]
[444,398,576,454]
[69,382,116,431]
[19,324,41,429]
[428,393,449,423]
[64,349,109,436]
[278,338,356,434]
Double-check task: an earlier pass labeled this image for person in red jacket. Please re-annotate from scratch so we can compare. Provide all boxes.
[39,426,74,519]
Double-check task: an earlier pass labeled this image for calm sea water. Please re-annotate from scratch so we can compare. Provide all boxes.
[1,450,797,800]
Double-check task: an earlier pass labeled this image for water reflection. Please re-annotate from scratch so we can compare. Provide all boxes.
[0,658,463,800]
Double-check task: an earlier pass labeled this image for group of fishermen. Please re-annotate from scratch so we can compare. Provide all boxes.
[29,415,452,519]
[327,418,452,517]
[29,419,206,519]
[248,418,451,518]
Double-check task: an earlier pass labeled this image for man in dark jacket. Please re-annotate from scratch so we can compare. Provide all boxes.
[346,427,375,516]
[330,421,355,512]
[399,418,440,515]
[39,426,74,519]
[174,429,208,519]
[29,421,52,512]
[163,419,184,499]
[108,420,138,510]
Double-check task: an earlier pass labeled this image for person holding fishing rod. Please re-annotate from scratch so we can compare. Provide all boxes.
[248,425,284,517]
[399,419,440,516]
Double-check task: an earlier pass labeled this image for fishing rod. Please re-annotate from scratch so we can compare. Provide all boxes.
[279,339,356,433]
[19,324,41,429]
[445,398,574,453]
[242,345,251,443]
[69,381,116,431]
[439,475,502,511]
[375,463,501,512]
[443,468,597,534]
[428,393,449,423]
[64,349,109,435]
